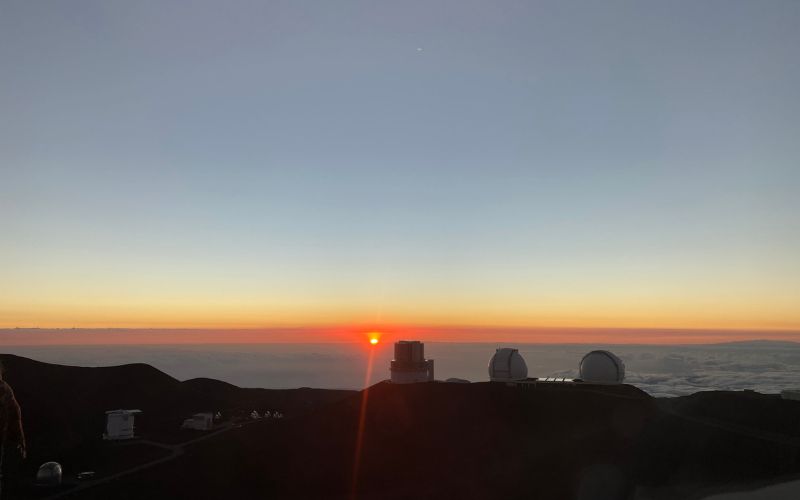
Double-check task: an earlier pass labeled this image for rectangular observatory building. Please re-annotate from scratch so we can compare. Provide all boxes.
[103,409,142,440]
[390,340,434,384]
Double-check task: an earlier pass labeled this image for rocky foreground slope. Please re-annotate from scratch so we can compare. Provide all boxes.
[2,354,799,500]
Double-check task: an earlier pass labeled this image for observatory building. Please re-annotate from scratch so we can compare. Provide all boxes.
[485,347,630,389]
[488,348,529,382]
[390,341,434,384]
[103,409,142,440]
[36,462,62,487]
[579,350,625,384]
[181,412,214,431]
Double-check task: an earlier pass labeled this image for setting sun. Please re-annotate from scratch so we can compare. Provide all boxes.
[369,338,378,345]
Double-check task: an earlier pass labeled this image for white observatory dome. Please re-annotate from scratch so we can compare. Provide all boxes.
[579,350,625,384]
[488,348,528,381]
[36,462,63,486]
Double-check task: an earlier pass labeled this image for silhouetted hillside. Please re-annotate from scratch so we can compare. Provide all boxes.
[3,355,800,500]
[0,353,354,490]
[659,390,800,438]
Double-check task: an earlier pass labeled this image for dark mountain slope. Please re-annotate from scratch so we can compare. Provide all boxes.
[4,355,800,500]
[658,390,800,438]
[61,383,800,500]
[69,381,657,500]
[0,353,354,481]
[1,354,185,453]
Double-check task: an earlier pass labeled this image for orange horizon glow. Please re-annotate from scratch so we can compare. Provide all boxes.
[3,282,800,335]
[1,325,799,346]
[2,303,799,334]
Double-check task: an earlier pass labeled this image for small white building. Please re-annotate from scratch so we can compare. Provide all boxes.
[103,409,142,440]
[390,340,434,384]
[181,412,214,431]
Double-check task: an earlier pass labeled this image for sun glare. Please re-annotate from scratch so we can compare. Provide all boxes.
[366,331,382,345]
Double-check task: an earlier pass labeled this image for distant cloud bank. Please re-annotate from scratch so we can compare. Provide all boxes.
[2,340,798,397]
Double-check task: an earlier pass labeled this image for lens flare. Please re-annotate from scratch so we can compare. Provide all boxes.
[352,333,380,499]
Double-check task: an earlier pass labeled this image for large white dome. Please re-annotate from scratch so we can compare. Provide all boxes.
[488,348,528,381]
[579,350,625,384]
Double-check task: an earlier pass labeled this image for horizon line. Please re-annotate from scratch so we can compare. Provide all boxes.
[2,325,799,346]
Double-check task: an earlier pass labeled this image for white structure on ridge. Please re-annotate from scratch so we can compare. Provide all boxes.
[36,462,63,486]
[579,350,625,384]
[488,348,528,382]
[181,412,214,430]
[390,340,434,384]
[103,409,142,440]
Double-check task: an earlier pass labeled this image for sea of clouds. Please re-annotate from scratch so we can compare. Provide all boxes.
[2,342,800,396]
[2,341,798,397]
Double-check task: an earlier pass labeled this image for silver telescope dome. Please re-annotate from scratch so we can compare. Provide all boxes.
[579,350,625,384]
[488,348,528,381]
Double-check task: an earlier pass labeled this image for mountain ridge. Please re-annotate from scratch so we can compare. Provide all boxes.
[3,354,800,499]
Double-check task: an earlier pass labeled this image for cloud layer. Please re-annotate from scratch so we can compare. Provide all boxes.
[2,342,798,397]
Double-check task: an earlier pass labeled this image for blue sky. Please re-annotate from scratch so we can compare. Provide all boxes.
[1,1,798,331]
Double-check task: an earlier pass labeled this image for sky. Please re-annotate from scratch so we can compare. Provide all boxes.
[1,1,799,339]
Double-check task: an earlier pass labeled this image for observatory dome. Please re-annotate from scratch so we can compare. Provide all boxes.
[36,462,63,486]
[579,350,625,384]
[488,348,528,381]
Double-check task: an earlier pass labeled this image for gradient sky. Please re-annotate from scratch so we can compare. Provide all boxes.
[1,1,799,335]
